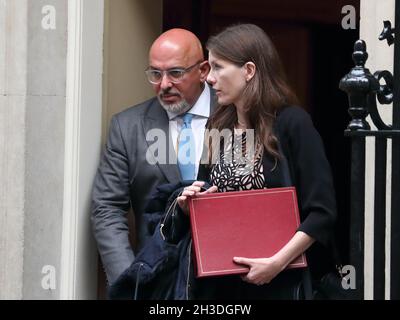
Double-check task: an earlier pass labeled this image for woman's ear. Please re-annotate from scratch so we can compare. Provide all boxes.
[244,62,256,82]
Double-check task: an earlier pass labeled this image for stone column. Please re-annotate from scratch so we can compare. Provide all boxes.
[23,0,67,299]
[360,0,395,300]
[0,0,67,299]
[0,0,27,300]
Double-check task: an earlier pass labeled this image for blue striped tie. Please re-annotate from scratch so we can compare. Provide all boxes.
[177,113,196,180]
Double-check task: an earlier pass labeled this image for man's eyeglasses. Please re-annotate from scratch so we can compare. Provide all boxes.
[145,61,203,84]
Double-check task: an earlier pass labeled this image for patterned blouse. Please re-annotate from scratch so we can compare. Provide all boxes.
[209,129,266,192]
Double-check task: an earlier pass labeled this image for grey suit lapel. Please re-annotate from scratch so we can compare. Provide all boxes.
[142,100,181,183]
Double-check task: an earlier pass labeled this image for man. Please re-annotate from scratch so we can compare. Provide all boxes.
[91,28,213,286]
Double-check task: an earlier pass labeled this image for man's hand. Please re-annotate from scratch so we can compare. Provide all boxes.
[177,181,218,215]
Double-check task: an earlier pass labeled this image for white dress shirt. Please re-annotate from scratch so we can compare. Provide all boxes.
[166,84,211,178]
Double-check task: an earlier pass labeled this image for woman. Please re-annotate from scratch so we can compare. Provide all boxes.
[177,24,337,299]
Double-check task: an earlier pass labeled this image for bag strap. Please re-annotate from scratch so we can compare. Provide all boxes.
[329,238,344,278]
[301,267,314,300]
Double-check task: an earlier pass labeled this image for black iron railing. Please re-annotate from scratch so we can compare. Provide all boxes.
[339,0,400,300]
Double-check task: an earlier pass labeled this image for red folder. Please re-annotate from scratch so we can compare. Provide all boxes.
[188,187,307,278]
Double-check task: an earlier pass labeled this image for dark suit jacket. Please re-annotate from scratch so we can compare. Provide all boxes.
[92,94,215,284]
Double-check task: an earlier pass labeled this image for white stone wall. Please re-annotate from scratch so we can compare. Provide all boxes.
[360,0,395,300]
[0,0,67,299]
[24,0,67,299]
[0,0,28,300]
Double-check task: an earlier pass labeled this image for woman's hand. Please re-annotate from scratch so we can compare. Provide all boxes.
[177,181,218,215]
[233,232,315,286]
[233,256,285,286]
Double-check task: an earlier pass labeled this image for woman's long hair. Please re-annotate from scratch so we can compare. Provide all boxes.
[206,24,298,163]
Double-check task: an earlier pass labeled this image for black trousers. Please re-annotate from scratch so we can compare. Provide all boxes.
[194,269,304,300]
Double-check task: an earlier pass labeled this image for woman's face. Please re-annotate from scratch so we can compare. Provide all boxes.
[207,51,248,107]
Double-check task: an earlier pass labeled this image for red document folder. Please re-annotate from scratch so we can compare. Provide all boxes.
[188,187,307,278]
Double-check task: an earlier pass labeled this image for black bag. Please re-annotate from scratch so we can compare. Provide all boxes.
[311,242,358,300]
[312,268,356,300]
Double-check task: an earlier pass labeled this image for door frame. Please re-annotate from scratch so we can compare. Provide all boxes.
[60,0,104,299]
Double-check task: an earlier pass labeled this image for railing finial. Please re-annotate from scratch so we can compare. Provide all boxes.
[340,40,379,131]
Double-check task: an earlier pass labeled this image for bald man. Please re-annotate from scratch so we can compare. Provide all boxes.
[91,29,214,286]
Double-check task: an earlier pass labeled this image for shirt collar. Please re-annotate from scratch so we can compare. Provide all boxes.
[167,83,211,120]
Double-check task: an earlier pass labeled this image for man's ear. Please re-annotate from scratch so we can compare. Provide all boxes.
[244,62,256,82]
[199,61,211,82]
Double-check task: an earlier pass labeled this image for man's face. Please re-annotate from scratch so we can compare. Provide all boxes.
[149,47,205,114]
